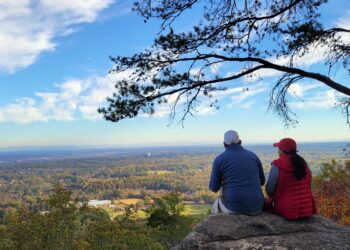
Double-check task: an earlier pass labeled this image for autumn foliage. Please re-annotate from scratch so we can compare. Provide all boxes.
[313,160,350,226]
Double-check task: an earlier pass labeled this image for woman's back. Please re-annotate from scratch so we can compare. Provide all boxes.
[266,138,317,219]
[272,155,316,219]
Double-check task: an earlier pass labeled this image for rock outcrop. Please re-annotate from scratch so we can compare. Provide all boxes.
[172,212,350,249]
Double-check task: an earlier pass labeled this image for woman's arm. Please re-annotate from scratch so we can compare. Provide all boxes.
[266,164,279,197]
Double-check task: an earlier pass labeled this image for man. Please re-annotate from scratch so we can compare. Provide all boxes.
[210,130,265,215]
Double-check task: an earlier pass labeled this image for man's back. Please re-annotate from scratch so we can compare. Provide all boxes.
[210,144,265,214]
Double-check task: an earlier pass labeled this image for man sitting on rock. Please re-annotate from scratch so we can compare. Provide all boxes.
[210,130,265,215]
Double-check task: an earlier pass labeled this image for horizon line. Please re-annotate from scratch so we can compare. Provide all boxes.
[0,140,349,152]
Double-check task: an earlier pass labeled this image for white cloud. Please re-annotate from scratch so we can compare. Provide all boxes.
[0,70,133,124]
[336,10,350,45]
[150,84,265,118]
[0,77,330,124]
[148,93,186,118]
[189,67,202,78]
[287,83,321,97]
[227,84,267,108]
[151,83,268,118]
[336,10,350,29]
[79,105,102,120]
[242,9,350,82]
[211,87,248,98]
[210,61,224,74]
[241,101,254,109]
[244,45,327,81]
[151,105,174,118]
[290,90,339,110]
[196,105,216,115]
[0,0,113,73]
[0,98,48,124]
[0,76,332,124]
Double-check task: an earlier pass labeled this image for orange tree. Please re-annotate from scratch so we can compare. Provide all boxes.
[313,160,350,226]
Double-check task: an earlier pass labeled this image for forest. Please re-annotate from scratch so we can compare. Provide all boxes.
[0,144,349,249]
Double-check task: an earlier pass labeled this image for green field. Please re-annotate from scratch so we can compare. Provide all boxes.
[104,202,210,219]
[183,203,211,216]
[145,170,175,175]
[105,207,147,218]
[117,198,143,205]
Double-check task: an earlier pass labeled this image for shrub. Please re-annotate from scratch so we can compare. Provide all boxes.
[146,190,185,227]
[313,160,350,226]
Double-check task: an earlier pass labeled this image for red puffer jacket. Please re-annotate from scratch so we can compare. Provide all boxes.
[272,155,317,219]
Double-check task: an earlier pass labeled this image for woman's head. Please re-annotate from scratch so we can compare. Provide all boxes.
[273,138,306,180]
[273,138,297,155]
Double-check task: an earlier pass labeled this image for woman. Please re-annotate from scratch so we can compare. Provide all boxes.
[265,138,317,219]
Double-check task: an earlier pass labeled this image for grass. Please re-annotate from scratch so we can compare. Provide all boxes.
[117,198,143,205]
[183,203,211,216]
[103,202,211,249]
[100,198,144,219]
[104,207,148,219]
[134,209,147,219]
[145,170,174,175]
[104,207,124,218]
[104,202,211,219]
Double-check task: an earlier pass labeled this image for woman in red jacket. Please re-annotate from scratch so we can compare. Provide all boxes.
[265,138,317,219]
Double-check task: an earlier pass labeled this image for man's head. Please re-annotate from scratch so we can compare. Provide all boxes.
[223,130,241,148]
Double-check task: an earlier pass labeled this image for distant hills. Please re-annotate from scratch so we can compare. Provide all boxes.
[0,142,348,166]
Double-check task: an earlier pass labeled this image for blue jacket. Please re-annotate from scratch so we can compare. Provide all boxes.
[209,144,265,214]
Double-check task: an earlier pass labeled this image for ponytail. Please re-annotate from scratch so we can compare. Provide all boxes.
[285,150,307,180]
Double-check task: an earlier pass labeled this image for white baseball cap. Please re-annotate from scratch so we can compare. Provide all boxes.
[224,130,240,145]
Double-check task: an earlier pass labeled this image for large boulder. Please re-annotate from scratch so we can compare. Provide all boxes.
[172,212,350,249]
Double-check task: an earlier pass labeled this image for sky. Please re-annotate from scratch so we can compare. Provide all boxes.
[0,0,349,149]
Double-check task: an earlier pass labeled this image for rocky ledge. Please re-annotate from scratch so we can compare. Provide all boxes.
[172,212,350,249]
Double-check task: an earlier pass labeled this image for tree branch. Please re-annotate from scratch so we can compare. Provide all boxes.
[143,65,266,102]
[103,0,350,126]
[139,53,350,95]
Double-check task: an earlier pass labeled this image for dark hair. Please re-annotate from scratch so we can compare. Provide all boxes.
[285,150,307,180]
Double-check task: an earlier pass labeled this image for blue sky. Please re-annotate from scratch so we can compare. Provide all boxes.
[0,0,349,148]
